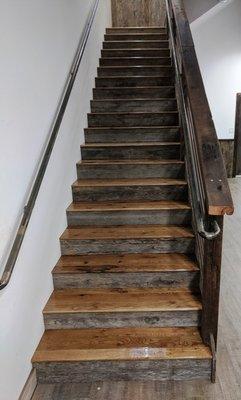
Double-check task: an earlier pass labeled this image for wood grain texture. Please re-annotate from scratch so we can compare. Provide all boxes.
[72,178,188,202]
[95,74,172,87]
[53,253,199,289]
[53,271,199,290]
[91,98,177,112]
[92,87,175,99]
[60,225,195,254]
[104,33,168,41]
[77,160,185,179]
[99,56,171,66]
[33,327,210,362]
[44,287,201,314]
[30,179,241,397]
[66,201,191,227]
[106,27,167,33]
[34,359,211,383]
[219,139,234,178]
[81,141,180,159]
[170,0,233,216]
[44,310,201,329]
[54,253,198,273]
[111,0,166,27]
[60,225,194,241]
[84,126,180,143]
[103,40,169,49]
[67,200,190,212]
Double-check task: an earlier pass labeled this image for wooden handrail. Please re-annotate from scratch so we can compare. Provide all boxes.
[165,1,234,373]
[171,0,233,216]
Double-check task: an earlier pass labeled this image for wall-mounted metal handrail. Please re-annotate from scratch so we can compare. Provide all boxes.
[0,0,100,290]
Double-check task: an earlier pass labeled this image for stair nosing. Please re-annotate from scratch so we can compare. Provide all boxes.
[66,200,191,213]
[91,98,177,101]
[60,225,194,241]
[96,76,172,79]
[81,142,180,147]
[85,125,180,130]
[88,111,179,116]
[78,159,184,164]
[72,178,187,188]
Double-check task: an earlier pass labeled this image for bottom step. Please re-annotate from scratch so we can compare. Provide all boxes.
[33,327,212,382]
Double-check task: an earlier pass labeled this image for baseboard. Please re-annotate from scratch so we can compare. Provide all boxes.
[18,369,37,400]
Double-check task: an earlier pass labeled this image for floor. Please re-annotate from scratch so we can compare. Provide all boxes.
[32,178,241,400]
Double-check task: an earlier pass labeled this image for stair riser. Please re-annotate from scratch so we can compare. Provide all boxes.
[84,127,180,143]
[106,28,167,34]
[97,66,172,77]
[101,49,170,58]
[60,238,194,255]
[77,163,184,179]
[34,359,211,383]
[72,185,188,202]
[81,145,180,160]
[100,57,171,66]
[104,34,168,41]
[53,271,199,290]
[44,309,200,329]
[96,76,173,88]
[88,113,178,127]
[91,100,177,113]
[103,41,169,49]
[67,210,192,227]
[93,87,175,99]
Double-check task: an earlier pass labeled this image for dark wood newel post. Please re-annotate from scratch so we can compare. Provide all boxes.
[233,93,241,177]
[201,216,224,348]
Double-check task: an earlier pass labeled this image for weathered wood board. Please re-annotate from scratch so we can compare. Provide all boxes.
[111,0,166,27]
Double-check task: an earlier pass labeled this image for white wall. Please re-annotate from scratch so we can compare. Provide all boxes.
[0,1,111,399]
[191,0,241,139]
[184,0,219,22]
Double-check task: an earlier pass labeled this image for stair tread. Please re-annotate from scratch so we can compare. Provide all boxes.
[104,40,169,43]
[32,327,211,363]
[53,253,198,274]
[91,97,176,100]
[85,125,180,130]
[79,159,184,165]
[88,111,178,115]
[44,287,201,315]
[93,85,175,89]
[72,178,187,187]
[81,142,180,147]
[96,75,171,79]
[67,200,191,212]
[60,225,194,240]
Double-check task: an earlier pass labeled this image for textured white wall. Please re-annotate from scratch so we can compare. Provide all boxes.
[191,0,241,139]
[0,1,111,399]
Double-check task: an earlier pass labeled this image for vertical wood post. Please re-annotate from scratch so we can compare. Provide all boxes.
[233,93,241,177]
[201,216,224,348]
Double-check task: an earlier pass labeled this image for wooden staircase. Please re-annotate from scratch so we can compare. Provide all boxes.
[32,26,213,382]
